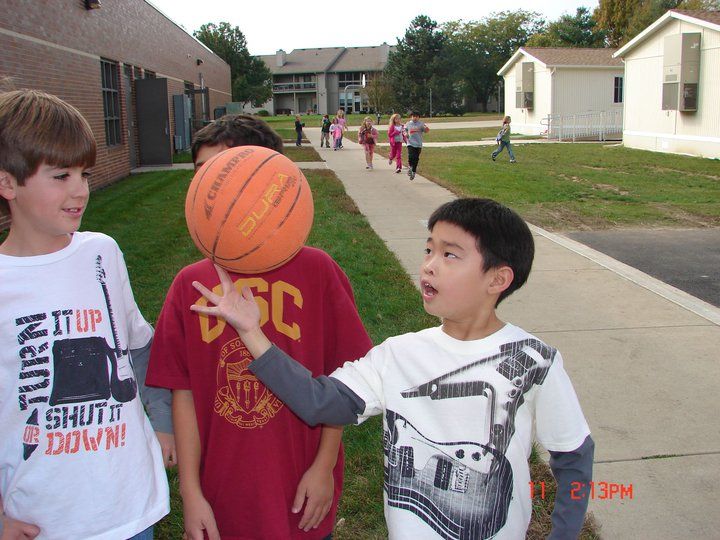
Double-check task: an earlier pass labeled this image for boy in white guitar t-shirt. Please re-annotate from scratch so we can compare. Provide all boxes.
[192,198,594,540]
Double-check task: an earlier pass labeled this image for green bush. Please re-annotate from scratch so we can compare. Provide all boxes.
[257,109,269,117]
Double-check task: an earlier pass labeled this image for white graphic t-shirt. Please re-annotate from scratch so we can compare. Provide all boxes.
[331,324,590,540]
[0,232,169,540]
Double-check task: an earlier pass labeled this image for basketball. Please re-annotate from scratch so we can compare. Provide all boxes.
[185,145,314,274]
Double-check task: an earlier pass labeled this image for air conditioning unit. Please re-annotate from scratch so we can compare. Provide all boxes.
[662,33,700,112]
[515,61,534,110]
[515,92,534,109]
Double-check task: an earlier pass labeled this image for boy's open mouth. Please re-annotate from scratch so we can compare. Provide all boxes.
[421,280,437,297]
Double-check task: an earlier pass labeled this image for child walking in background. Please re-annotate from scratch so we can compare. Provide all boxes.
[387,113,405,173]
[320,114,331,148]
[294,115,305,147]
[0,89,171,540]
[492,115,516,163]
[404,111,430,180]
[358,117,378,170]
[330,117,342,150]
[336,109,347,148]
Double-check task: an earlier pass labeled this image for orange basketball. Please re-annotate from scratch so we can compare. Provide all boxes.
[185,145,314,273]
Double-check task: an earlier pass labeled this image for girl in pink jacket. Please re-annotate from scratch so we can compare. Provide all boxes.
[387,113,405,173]
[358,116,379,169]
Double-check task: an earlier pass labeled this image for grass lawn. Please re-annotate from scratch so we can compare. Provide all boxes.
[263,111,501,129]
[377,143,720,230]
[344,127,539,144]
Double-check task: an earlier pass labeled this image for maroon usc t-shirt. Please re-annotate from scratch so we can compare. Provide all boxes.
[147,247,372,539]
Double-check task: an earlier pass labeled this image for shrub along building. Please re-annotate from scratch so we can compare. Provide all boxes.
[246,44,393,116]
[0,0,231,227]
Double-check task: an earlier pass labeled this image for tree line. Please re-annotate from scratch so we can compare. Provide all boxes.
[194,0,718,115]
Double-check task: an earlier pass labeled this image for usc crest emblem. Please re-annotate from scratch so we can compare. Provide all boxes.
[214,338,283,429]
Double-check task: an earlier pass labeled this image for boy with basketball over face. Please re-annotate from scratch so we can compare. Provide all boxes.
[0,90,172,539]
[146,114,372,539]
[190,198,594,540]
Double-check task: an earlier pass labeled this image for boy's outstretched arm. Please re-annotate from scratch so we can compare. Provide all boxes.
[190,265,366,426]
[548,435,595,540]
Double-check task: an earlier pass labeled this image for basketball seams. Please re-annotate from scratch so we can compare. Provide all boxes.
[214,179,312,266]
[211,152,280,258]
[186,149,233,256]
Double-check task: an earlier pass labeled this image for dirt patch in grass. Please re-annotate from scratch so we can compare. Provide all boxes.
[520,205,607,231]
[558,173,584,183]
[647,203,720,227]
[592,183,629,195]
[645,166,720,181]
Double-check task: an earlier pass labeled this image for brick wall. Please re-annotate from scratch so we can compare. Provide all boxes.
[0,0,231,228]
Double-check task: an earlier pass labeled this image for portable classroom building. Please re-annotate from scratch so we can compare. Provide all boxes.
[614,10,720,159]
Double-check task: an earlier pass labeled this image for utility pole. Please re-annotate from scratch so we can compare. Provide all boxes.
[429,87,433,118]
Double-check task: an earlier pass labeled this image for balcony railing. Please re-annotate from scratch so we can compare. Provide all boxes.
[273,81,316,92]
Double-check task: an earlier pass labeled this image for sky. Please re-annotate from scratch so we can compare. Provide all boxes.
[148,0,599,56]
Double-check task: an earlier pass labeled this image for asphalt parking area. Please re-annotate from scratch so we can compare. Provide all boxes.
[565,228,720,308]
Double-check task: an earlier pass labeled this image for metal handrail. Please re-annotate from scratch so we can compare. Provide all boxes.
[543,109,623,142]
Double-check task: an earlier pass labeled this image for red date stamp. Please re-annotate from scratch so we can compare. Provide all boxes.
[529,481,634,500]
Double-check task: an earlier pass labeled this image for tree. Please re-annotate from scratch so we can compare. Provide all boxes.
[626,0,684,43]
[444,11,545,112]
[678,0,720,8]
[385,15,462,115]
[526,7,606,47]
[363,75,394,114]
[232,57,272,108]
[194,22,272,106]
[594,0,639,46]
[595,0,717,46]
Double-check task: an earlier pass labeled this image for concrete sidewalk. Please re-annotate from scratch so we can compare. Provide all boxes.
[304,128,720,539]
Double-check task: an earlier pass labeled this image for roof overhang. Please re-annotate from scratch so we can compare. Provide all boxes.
[615,10,720,58]
[497,48,545,76]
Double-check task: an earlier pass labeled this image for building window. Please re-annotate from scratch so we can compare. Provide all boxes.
[338,72,364,88]
[614,76,623,103]
[101,59,121,146]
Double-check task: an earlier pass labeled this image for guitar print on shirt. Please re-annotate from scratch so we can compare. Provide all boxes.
[382,338,555,540]
[17,255,137,460]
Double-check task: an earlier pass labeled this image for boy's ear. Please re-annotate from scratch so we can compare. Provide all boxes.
[0,171,18,202]
[488,266,514,295]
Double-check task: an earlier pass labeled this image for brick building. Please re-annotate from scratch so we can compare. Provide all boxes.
[0,0,231,227]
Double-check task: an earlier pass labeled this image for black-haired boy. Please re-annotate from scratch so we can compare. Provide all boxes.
[191,198,594,540]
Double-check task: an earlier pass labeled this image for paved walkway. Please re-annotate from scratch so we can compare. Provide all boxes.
[302,127,720,539]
